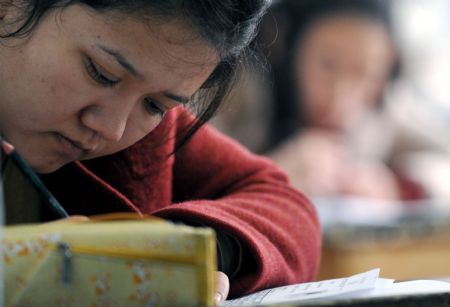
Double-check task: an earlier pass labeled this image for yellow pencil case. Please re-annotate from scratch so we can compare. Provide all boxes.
[3,214,216,307]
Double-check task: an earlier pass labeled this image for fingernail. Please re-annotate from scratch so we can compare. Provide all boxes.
[0,139,14,154]
[214,292,223,305]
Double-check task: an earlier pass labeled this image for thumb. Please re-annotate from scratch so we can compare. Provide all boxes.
[215,271,230,305]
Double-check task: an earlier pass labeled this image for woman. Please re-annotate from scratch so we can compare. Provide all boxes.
[0,0,321,303]
[263,0,413,200]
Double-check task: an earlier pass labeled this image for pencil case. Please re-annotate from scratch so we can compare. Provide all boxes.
[3,214,216,307]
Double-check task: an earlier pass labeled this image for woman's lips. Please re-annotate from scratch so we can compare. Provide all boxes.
[54,133,90,160]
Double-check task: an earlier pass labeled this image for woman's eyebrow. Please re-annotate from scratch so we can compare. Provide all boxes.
[97,44,144,79]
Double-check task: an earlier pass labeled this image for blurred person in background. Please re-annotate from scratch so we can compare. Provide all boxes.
[261,0,426,200]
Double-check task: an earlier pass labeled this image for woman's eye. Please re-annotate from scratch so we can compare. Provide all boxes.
[144,98,165,117]
[85,57,120,87]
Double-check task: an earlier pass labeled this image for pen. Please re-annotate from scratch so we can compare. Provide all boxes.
[0,136,69,218]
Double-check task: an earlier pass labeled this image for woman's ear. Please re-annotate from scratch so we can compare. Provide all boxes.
[0,0,22,35]
[0,0,13,20]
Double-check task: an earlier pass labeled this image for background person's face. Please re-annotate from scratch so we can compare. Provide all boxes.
[0,4,218,173]
[295,15,396,130]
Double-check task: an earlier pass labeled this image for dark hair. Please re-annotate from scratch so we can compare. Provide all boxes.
[1,0,270,149]
[260,0,398,149]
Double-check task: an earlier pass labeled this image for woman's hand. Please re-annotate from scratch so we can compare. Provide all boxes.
[46,215,90,224]
[215,271,230,305]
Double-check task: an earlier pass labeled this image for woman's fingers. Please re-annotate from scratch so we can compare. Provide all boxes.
[215,271,230,305]
[46,215,90,224]
[65,215,90,222]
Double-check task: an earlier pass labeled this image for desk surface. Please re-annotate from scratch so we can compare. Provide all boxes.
[266,292,450,307]
[317,230,450,281]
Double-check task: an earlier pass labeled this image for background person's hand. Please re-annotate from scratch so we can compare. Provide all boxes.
[272,129,350,196]
[215,271,229,305]
[339,160,400,200]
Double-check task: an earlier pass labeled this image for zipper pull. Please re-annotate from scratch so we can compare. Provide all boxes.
[58,242,72,287]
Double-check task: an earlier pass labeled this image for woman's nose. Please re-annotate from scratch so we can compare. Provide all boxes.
[79,100,132,142]
[332,79,366,106]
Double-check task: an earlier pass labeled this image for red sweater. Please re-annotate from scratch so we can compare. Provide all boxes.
[41,106,321,297]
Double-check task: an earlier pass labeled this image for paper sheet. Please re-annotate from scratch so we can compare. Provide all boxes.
[224,269,380,306]
[225,268,450,307]
[370,279,450,298]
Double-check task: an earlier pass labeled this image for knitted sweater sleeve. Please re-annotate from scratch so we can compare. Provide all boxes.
[153,109,322,297]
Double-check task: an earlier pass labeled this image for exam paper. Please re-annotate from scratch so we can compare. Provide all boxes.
[225,268,450,307]
[369,279,450,298]
[224,269,380,306]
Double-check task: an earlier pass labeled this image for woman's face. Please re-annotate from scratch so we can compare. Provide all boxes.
[295,15,396,130]
[0,4,218,173]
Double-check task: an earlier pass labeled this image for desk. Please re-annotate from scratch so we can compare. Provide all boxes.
[268,293,450,307]
[317,230,450,281]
